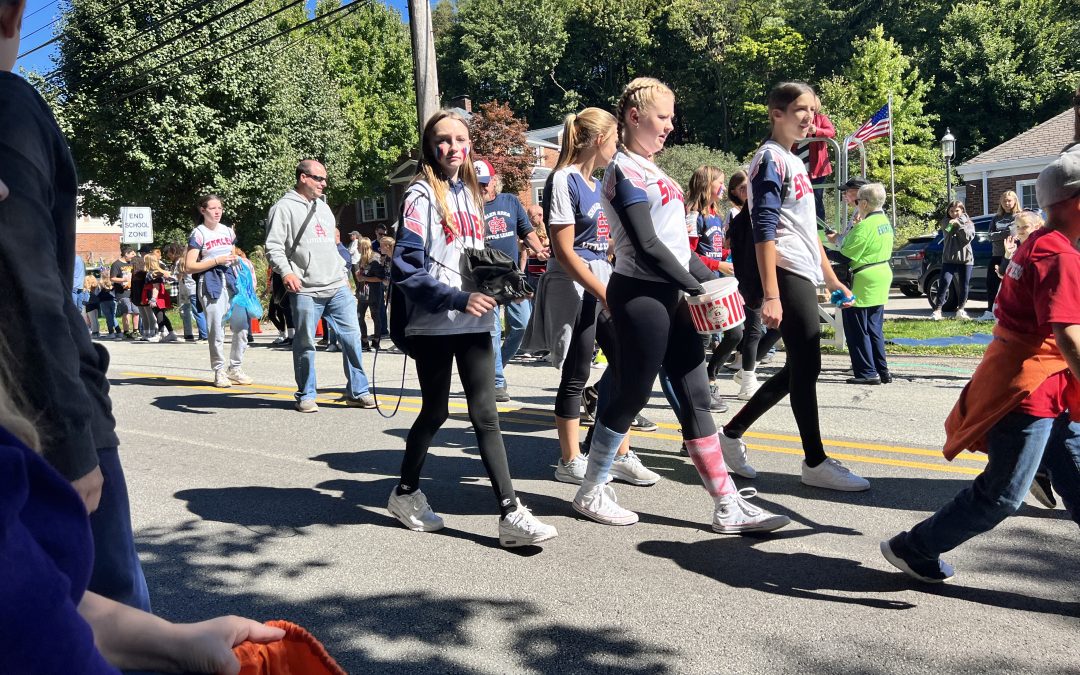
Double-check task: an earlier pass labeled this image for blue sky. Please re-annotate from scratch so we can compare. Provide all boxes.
[16,0,414,75]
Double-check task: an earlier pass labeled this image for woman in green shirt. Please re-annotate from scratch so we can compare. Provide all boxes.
[840,183,894,385]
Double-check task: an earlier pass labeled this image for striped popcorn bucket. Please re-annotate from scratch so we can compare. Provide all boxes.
[687,278,746,335]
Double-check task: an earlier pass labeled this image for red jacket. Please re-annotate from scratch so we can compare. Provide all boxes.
[794,113,836,180]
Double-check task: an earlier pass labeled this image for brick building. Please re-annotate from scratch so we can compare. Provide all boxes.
[74,215,121,269]
[957,108,1074,215]
[336,98,562,239]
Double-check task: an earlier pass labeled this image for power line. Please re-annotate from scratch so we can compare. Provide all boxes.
[18,0,141,58]
[105,0,305,91]
[21,0,60,24]
[117,0,366,101]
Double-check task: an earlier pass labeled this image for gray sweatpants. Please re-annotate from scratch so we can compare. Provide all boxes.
[201,285,248,372]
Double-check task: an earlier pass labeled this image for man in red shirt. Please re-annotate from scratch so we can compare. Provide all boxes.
[881,144,1080,583]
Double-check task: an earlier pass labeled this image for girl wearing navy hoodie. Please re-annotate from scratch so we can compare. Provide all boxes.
[389,110,557,548]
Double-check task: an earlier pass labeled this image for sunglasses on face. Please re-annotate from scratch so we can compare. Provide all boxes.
[304,173,328,184]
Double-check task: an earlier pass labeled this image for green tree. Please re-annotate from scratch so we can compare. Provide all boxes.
[819,25,942,221]
[654,144,743,192]
[469,101,534,193]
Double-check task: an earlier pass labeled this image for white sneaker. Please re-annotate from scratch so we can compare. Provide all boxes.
[326,344,341,352]
[724,354,743,372]
[162,331,178,343]
[499,500,558,547]
[713,488,791,534]
[609,450,661,486]
[388,488,445,532]
[801,458,870,491]
[554,455,587,484]
[145,333,162,343]
[718,431,756,478]
[226,368,253,385]
[573,483,638,525]
[955,309,970,320]
[213,370,231,388]
[736,370,760,400]
[930,309,942,321]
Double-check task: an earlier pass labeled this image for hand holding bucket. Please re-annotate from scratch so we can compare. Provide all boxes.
[687,278,746,335]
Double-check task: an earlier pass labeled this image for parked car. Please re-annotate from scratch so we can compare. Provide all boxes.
[889,234,935,297]
[918,215,994,310]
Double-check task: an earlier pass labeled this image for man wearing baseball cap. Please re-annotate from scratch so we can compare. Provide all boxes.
[474,158,549,402]
[882,144,1080,584]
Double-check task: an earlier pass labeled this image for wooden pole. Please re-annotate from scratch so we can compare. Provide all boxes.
[407,0,440,136]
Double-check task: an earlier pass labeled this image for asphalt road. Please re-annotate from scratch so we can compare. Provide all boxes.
[102,332,1078,674]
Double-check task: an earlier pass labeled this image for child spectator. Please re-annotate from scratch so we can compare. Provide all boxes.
[82,274,100,336]
[97,275,119,340]
[142,253,176,343]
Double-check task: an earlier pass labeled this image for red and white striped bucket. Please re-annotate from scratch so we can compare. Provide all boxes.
[687,278,746,335]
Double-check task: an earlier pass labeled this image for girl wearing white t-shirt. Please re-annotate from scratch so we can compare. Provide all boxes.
[388,110,557,548]
[573,77,790,534]
[719,82,869,492]
[184,194,251,388]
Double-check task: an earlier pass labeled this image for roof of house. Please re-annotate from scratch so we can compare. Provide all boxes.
[961,108,1074,167]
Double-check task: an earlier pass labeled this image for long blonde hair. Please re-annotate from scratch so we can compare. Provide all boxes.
[358,237,373,268]
[686,166,725,216]
[553,108,617,172]
[83,274,99,293]
[144,253,167,276]
[411,109,484,234]
[615,77,674,149]
[997,190,1021,217]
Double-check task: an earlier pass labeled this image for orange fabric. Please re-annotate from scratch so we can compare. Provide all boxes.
[234,621,347,675]
[943,325,1069,459]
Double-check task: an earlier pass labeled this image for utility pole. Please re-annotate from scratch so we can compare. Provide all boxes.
[407,0,440,136]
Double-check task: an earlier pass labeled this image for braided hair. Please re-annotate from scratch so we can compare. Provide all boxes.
[614,77,674,151]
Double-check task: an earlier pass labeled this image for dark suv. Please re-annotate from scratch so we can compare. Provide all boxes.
[918,215,994,310]
[890,234,935,297]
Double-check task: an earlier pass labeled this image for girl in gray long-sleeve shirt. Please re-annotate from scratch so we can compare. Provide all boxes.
[932,201,975,319]
[984,190,1021,318]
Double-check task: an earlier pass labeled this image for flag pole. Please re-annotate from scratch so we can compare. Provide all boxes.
[888,93,897,226]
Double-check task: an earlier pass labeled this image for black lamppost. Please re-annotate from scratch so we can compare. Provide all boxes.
[941,128,956,202]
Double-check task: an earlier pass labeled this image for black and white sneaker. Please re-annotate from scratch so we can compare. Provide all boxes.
[582,385,599,422]
[880,534,954,583]
[631,414,657,433]
[1029,471,1057,509]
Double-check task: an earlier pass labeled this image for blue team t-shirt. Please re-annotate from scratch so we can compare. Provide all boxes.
[483,193,533,264]
[695,210,726,260]
[544,166,610,262]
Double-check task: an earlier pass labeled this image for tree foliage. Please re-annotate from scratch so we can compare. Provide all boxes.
[469,101,534,193]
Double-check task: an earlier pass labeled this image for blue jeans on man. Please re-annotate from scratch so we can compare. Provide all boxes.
[181,294,208,340]
[842,305,888,379]
[901,412,1080,562]
[492,300,533,389]
[89,446,151,612]
[291,286,370,402]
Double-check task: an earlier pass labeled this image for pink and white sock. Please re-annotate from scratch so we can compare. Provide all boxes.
[684,435,736,497]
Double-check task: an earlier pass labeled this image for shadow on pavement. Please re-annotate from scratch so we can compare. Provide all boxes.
[137,520,675,673]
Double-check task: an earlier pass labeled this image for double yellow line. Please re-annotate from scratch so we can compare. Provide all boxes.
[120,371,985,477]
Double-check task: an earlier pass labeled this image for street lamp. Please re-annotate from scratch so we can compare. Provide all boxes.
[941,128,956,202]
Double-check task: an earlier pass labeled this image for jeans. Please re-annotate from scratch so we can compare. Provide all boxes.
[291,286,370,402]
[905,412,1080,561]
[180,294,207,339]
[842,305,888,379]
[492,300,534,389]
[89,447,151,612]
[934,263,973,311]
[99,299,117,334]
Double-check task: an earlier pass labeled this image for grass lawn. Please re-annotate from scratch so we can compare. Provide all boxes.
[822,318,990,358]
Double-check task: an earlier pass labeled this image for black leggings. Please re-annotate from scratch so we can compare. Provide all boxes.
[707,325,744,380]
[400,332,516,516]
[555,291,619,419]
[268,295,293,332]
[153,308,172,332]
[725,268,827,465]
[985,256,1004,310]
[597,273,714,440]
[740,303,783,372]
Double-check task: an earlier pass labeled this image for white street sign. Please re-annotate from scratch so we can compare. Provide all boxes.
[120,207,154,244]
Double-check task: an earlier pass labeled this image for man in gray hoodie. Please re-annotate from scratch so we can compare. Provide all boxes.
[265,160,375,412]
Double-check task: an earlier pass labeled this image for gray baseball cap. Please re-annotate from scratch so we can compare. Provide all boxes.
[1036,143,1080,209]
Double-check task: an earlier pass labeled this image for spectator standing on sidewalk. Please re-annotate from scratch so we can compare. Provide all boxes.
[841,183,894,385]
[0,12,150,612]
[110,246,139,339]
[983,190,1022,320]
[930,201,976,321]
[265,159,375,412]
[474,159,548,402]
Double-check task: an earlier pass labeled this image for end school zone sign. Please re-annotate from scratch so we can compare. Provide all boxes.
[120,207,154,244]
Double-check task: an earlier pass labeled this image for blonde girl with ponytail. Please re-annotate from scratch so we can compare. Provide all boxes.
[539,107,661,492]
[575,77,792,533]
[389,109,557,548]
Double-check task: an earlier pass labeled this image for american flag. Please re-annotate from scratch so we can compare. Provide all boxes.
[846,103,891,149]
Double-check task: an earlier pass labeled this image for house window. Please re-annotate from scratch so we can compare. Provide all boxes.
[1015,180,1038,211]
[535,145,546,166]
[361,196,387,222]
[534,187,544,205]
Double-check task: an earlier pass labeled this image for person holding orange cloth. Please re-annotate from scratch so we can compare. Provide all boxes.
[881,144,1080,583]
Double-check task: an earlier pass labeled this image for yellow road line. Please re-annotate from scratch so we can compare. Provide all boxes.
[120,370,982,476]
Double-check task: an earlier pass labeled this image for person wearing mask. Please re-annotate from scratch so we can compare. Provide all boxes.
[840,183,894,385]
[265,160,375,412]
[930,201,976,321]
[474,159,548,402]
